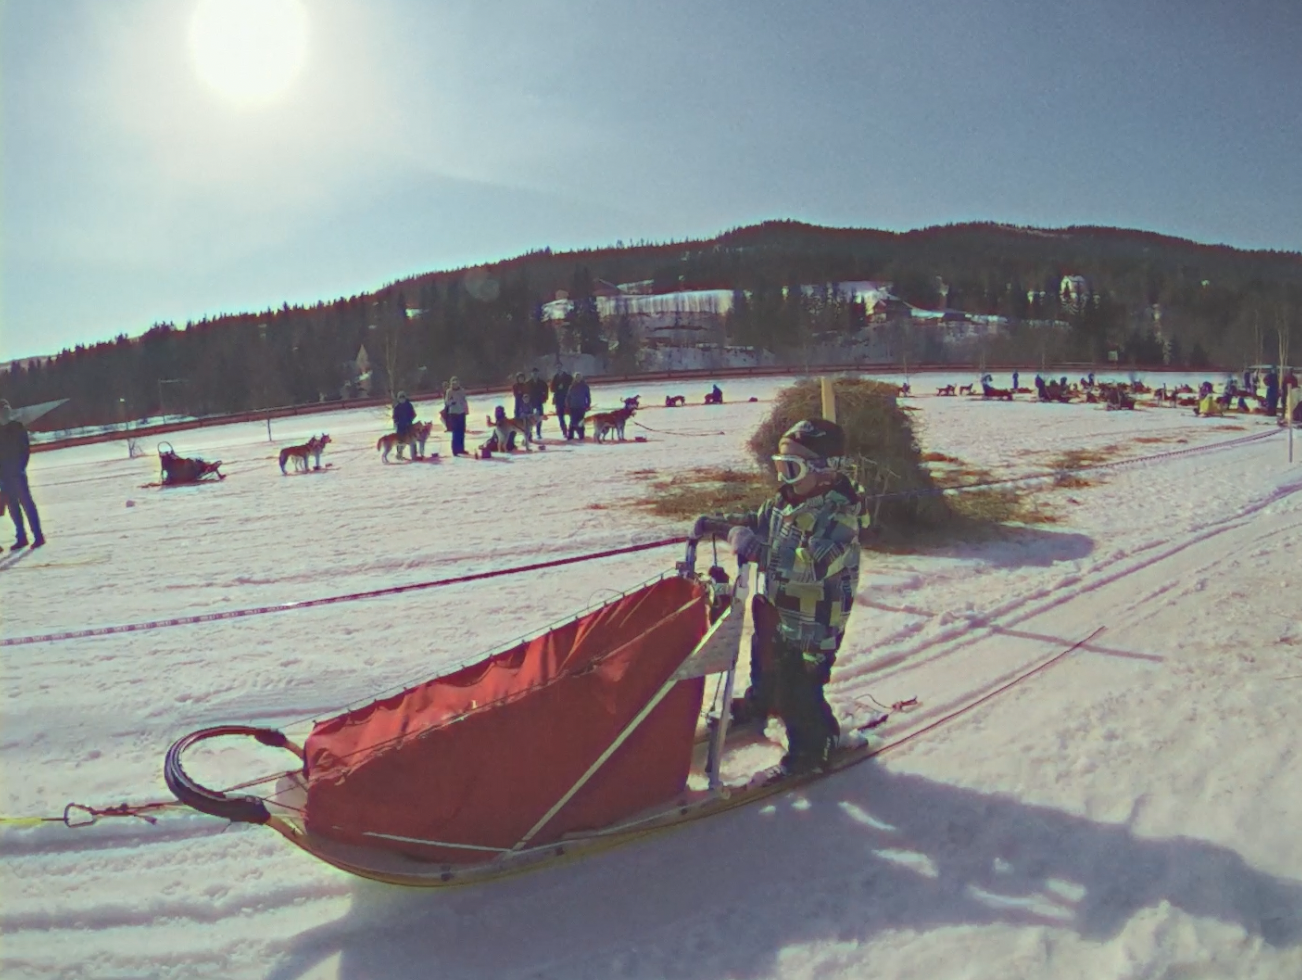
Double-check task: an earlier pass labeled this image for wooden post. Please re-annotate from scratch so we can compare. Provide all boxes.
[821,376,836,422]
[1289,388,1299,464]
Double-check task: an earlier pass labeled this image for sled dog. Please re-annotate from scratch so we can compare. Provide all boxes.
[487,415,534,453]
[592,406,635,443]
[280,434,330,473]
[377,423,429,463]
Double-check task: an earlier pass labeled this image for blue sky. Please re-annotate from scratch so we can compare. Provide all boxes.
[3,0,1301,361]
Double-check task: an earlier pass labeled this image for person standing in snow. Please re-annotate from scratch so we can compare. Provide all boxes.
[443,378,470,456]
[0,400,44,551]
[566,372,591,440]
[392,391,416,437]
[691,418,869,777]
[511,372,528,419]
[1264,371,1280,418]
[551,368,572,439]
[527,368,549,439]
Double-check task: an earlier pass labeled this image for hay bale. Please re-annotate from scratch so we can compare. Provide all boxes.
[747,377,949,530]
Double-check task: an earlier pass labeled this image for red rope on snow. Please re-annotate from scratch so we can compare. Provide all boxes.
[0,536,685,648]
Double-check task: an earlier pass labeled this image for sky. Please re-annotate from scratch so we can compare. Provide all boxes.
[3,0,1302,362]
[3,371,1301,978]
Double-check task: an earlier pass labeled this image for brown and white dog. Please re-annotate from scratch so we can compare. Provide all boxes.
[377,422,431,463]
[280,434,331,473]
[591,405,636,443]
[483,414,534,454]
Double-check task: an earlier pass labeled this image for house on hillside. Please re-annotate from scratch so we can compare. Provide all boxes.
[339,345,374,399]
[541,285,733,350]
[1060,275,1091,314]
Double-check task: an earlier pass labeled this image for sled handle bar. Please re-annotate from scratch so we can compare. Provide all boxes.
[677,538,699,578]
[164,725,303,825]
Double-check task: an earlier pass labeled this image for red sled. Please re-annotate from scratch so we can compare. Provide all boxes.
[162,543,881,887]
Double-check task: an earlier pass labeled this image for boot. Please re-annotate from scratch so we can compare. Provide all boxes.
[12,536,27,551]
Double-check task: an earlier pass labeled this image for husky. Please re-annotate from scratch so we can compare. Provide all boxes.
[592,406,635,443]
[484,415,534,454]
[280,434,331,473]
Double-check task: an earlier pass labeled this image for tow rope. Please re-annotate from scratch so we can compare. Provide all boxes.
[0,628,1103,833]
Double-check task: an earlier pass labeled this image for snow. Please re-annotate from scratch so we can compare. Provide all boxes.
[3,371,1301,980]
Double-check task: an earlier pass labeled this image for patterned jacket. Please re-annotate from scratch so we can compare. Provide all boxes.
[726,474,868,654]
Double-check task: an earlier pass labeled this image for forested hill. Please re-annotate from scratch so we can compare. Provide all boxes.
[3,220,1299,430]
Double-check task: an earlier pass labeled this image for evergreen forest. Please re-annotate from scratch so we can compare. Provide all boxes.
[2,220,1299,430]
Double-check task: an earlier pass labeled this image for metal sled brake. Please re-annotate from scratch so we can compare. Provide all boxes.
[166,541,869,886]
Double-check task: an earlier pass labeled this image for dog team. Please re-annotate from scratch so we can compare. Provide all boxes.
[370,371,643,463]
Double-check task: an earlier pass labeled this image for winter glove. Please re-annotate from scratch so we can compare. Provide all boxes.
[727,525,762,563]
[691,515,733,540]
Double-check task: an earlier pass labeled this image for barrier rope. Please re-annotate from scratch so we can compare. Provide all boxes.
[632,421,727,437]
[871,427,1278,503]
[0,536,684,648]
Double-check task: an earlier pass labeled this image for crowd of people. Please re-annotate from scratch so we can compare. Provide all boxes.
[392,368,604,455]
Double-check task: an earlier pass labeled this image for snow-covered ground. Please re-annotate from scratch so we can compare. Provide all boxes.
[3,371,1300,980]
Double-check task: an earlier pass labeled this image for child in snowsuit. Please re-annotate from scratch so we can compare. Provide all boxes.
[692,418,868,776]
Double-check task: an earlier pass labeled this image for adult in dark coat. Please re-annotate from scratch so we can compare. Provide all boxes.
[527,368,549,438]
[511,373,528,418]
[0,400,44,550]
[392,391,416,436]
[566,372,592,440]
[1264,371,1280,417]
[551,369,573,439]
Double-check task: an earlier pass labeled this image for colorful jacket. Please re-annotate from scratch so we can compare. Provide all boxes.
[726,474,868,653]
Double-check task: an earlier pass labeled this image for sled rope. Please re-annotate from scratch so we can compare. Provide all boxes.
[0,628,1103,836]
[0,800,178,828]
[869,626,1105,757]
[0,536,684,648]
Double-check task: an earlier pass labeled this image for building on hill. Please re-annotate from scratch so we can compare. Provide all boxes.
[1060,275,1091,314]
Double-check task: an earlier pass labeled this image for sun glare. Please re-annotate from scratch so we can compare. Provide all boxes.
[189,0,308,106]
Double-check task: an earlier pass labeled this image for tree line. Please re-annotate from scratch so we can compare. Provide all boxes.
[2,220,1299,430]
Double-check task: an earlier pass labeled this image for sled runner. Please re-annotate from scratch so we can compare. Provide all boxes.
[157,442,225,486]
[163,542,882,886]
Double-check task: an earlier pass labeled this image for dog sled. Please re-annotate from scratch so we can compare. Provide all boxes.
[163,542,882,887]
[157,442,225,486]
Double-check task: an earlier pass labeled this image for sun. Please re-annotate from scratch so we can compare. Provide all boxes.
[189,0,308,106]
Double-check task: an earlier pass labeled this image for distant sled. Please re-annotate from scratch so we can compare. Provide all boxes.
[163,542,883,887]
[154,442,224,486]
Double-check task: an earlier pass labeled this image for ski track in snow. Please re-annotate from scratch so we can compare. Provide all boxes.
[4,371,1302,980]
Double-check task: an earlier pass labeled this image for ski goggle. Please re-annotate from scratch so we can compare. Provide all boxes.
[771,454,829,484]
